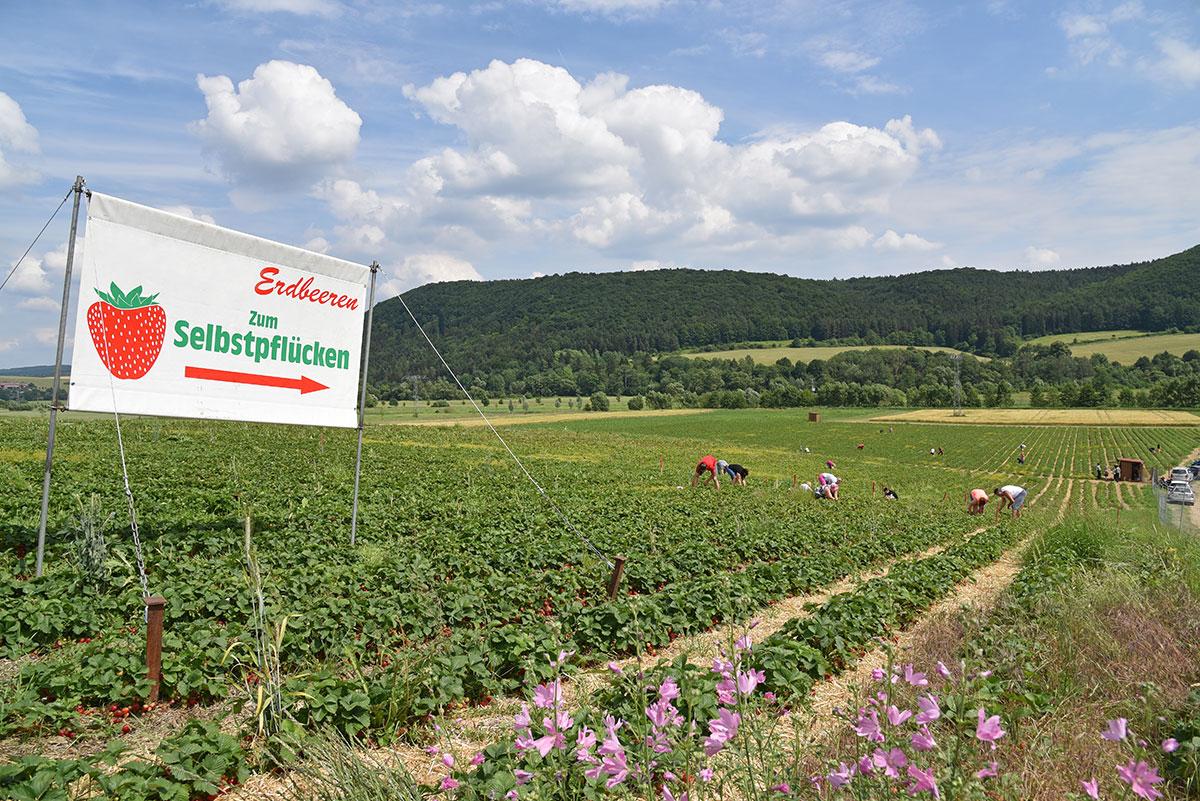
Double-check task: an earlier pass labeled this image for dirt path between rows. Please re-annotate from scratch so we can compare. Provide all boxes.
[224,529,994,799]
[790,465,1074,749]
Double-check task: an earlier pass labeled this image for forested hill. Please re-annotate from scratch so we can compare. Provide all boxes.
[369,244,1200,382]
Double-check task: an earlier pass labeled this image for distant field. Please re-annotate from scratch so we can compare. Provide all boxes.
[0,375,60,388]
[684,344,974,364]
[873,408,1200,426]
[1027,330,1200,362]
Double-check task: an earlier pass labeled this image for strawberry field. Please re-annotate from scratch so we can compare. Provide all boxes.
[1,409,1196,798]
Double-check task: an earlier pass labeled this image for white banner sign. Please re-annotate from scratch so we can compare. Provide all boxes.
[69,193,370,428]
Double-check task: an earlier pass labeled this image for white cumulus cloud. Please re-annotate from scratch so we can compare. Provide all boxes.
[324,58,939,270]
[0,91,40,188]
[6,242,66,295]
[874,230,941,252]
[1023,246,1061,266]
[193,60,362,189]
[19,297,59,311]
[378,253,482,298]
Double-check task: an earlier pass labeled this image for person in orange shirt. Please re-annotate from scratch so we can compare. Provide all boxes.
[692,454,721,489]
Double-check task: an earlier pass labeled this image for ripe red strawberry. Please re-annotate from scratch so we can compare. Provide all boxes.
[87,282,165,379]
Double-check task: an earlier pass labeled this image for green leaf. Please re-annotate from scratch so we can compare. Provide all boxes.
[94,281,159,308]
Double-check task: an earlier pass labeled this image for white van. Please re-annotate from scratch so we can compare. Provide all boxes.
[1170,467,1193,483]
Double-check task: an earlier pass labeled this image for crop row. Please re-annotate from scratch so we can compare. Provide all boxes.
[750,521,1021,697]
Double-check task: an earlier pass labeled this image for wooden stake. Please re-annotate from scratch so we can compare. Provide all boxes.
[659,455,664,474]
[791,474,797,488]
[941,491,948,502]
[607,555,627,601]
[144,595,167,703]
[872,481,876,495]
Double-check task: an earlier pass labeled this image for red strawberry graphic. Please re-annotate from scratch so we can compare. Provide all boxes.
[87,282,166,379]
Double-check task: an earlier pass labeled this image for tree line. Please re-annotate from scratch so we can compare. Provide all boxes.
[368,344,1200,410]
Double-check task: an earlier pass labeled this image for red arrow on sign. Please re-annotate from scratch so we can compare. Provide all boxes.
[184,366,329,395]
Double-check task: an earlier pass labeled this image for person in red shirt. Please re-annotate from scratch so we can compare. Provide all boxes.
[692,454,721,489]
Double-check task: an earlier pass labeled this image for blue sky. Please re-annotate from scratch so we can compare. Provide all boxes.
[2,0,1199,366]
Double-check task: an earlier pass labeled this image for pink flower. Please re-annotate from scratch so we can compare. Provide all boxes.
[975,708,1005,747]
[514,734,534,752]
[853,709,883,742]
[1081,778,1100,799]
[514,770,533,785]
[514,704,532,731]
[600,752,630,788]
[1162,738,1179,753]
[873,747,908,778]
[442,753,455,768]
[704,708,741,756]
[770,781,792,794]
[871,667,887,682]
[827,762,853,789]
[735,633,752,652]
[439,776,459,791]
[699,768,713,783]
[906,764,939,798]
[737,669,765,695]
[607,661,623,674]
[903,664,929,687]
[1102,719,1128,742]
[470,752,485,767]
[1117,760,1163,800]
[659,677,680,703]
[553,649,575,667]
[662,787,688,801]
[647,700,682,728]
[975,762,998,779]
[935,661,952,679]
[711,657,734,678]
[533,680,562,710]
[506,792,518,800]
[911,725,936,752]
[716,677,737,706]
[887,705,913,727]
[914,695,940,725]
[857,755,874,775]
[645,729,672,754]
[532,733,560,758]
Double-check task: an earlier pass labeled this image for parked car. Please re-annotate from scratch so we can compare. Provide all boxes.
[1167,481,1196,506]
[1170,467,1192,483]
[1190,459,1200,479]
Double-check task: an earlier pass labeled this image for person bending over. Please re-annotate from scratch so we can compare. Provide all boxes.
[724,463,749,486]
[818,472,840,500]
[993,485,1027,519]
[966,488,989,515]
[692,454,721,489]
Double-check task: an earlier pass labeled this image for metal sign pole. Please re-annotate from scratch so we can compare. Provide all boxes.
[35,176,85,578]
[349,261,379,546]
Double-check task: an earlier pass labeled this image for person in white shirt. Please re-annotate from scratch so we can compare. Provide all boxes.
[994,485,1027,518]
[818,472,840,500]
